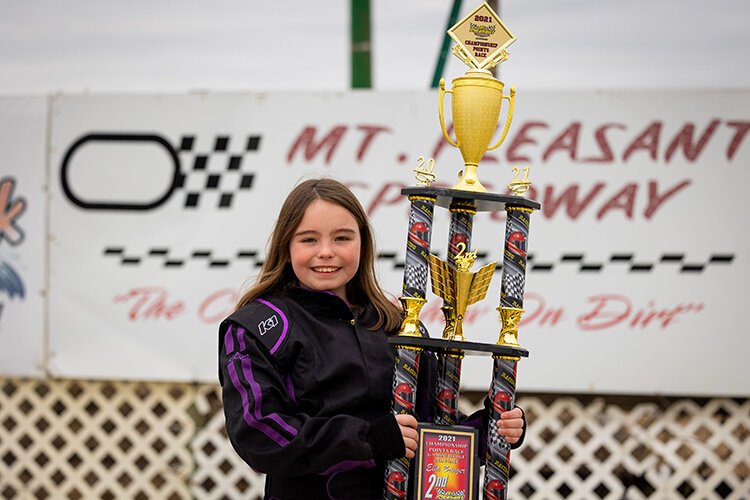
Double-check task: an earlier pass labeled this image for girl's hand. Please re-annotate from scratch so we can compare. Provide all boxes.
[395,414,419,459]
[495,407,524,445]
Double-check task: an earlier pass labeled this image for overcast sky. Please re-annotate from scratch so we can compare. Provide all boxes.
[1,0,749,95]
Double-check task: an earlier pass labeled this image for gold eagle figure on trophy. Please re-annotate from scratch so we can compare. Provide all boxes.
[429,243,496,342]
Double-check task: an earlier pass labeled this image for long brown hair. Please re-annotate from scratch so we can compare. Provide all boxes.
[236,178,401,331]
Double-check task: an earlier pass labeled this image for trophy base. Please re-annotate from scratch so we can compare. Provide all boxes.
[389,335,528,358]
[401,186,540,212]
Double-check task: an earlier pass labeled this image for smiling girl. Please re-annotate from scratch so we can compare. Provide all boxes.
[219,178,524,499]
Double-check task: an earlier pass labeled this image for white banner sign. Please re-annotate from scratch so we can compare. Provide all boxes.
[48,90,750,396]
[0,97,47,377]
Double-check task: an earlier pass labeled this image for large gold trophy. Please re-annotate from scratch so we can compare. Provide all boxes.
[384,3,540,499]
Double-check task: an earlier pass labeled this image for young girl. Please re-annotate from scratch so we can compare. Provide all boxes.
[219,178,525,499]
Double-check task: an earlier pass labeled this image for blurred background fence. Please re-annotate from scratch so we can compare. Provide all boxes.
[1,379,748,499]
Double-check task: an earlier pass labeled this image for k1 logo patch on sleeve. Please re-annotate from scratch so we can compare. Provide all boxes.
[253,298,289,356]
[258,314,279,336]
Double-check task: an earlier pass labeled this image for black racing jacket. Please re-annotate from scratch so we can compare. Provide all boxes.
[218,287,524,499]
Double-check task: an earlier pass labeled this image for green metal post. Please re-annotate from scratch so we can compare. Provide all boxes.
[431,0,463,88]
[351,0,372,88]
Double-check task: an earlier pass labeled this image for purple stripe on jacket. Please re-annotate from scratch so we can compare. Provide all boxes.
[285,374,297,406]
[226,325,299,445]
[236,325,247,351]
[227,360,291,447]
[224,324,235,354]
[237,354,299,438]
[257,298,289,355]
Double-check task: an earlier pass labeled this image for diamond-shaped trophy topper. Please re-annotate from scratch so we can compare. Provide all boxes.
[448,2,516,70]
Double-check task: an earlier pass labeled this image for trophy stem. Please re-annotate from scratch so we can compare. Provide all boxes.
[453,312,467,342]
[452,163,487,192]
[497,306,524,348]
[398,297,427,337]
[441,305,457,340]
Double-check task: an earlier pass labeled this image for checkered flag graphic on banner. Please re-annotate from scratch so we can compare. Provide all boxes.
[502,272,525,300]
[178,134,259,209]
[405,264,428,292]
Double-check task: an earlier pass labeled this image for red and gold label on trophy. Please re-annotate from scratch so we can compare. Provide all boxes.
[447,2,515,70]
[416,426,479,500]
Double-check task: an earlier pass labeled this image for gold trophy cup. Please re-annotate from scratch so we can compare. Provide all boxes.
[438,2,517,193]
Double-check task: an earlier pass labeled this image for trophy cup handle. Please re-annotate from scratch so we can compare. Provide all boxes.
[438,78,460,148]
[487,86,516,151]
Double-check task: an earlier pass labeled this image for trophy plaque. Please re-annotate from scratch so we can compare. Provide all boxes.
[385,3,540,499]
[416,425,479,500]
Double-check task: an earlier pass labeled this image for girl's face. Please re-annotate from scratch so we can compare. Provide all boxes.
[289,199,361,302]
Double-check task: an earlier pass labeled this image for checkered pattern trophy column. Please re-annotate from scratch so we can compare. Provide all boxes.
[432,200,476,425]
[384,161,437,500]
[484,199,534,500]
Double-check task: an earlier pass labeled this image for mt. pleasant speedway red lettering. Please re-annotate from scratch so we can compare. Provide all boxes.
[357,179,690,221]
[525,179,691,220]
[285,119,749,167]
[432,120,749,165]
[287,125,392,164]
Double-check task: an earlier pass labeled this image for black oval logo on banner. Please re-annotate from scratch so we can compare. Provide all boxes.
[60,133,180,210]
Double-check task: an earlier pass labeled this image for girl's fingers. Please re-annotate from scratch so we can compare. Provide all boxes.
[395,413,418,429]
[404,436,418,450]
[497,417,524,428]
[496,422,523,444]
[496,408,525,444]
[403,433,418,459]
[500,408,524,421]
[395,413,420,458]
[401,426,418,442]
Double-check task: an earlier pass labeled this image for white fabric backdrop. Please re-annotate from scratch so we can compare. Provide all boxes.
[46,90,750,395]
